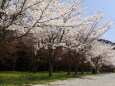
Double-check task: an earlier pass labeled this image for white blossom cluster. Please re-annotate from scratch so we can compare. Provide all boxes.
[1,0,114,67]
[86,40,115,67]
[25,0,114,67]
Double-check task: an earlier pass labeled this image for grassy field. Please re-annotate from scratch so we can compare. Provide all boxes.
[0,71,92,86]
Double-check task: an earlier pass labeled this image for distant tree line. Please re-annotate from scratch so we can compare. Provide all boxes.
[0,32,115,75]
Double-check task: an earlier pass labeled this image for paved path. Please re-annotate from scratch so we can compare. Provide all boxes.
[33,73,115,86]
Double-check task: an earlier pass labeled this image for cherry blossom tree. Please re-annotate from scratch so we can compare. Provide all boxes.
[86,40,115,73]
[28,0,87,76]
[61,17,113,74]
[26,0,113,76]
[0,0,84,75]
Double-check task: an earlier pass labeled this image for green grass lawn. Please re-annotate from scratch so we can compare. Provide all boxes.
[0,71,92,86]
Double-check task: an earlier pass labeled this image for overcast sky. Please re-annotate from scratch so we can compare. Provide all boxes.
[85,0,115,42]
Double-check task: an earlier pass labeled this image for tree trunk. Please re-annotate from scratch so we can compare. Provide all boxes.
[32,59,38,73]
[32,62,37,73]
[33,66,37,73]
[75,66,78,75]
[67,64,71,75]
[49,63,53,77]
[12,52,17,71]
[81,68,84,74]
[55,65,57,72]
[12,59,16,71]
[92,67,96,74]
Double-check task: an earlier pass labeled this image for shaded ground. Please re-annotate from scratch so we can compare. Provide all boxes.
[34,73,115,86]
